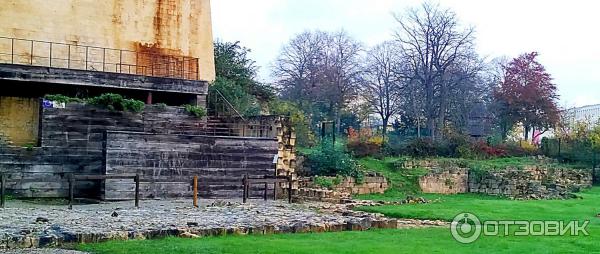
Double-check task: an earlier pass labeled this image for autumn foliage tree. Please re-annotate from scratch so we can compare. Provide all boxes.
[494,52,560,141]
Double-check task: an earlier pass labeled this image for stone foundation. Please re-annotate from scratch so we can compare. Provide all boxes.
[296,174,389,203]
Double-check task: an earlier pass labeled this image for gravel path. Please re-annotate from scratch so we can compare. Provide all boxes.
[0,199,446,250]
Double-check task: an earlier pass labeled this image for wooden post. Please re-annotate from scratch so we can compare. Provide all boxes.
[193,176,198,208]
[134,174,140,208]
[273,180,277,201]
[287,175,292,204]
[332,121,336,146]
[146,92,153,105]
[263,182,268,201]
[242,174,247,203]
[1,174,5,208]
[68,174,74,210]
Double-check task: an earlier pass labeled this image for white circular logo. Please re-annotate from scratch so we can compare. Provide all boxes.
[451,212,482,244]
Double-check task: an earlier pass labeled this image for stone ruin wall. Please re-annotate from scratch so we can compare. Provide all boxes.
[417,162,593,199]
[296,174,389,203]
[419,168,468,194]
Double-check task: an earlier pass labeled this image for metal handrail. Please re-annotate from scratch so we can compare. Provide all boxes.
[0,36,199,80]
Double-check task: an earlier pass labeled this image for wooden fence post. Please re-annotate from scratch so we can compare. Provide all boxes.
[263,182,268,201]
[68,174,74,210]
[134,174,140,208]
[287,175,292,204]
[1,174,5,208]
[242,174,247,203]
[193,176,198,208]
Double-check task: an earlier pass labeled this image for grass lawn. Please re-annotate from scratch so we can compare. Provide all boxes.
[78,157,599,253]
[79,188,600,254]
[78,226,600,254]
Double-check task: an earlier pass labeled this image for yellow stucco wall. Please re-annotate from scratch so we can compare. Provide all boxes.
[0,97,39,146]
[0,0,215,81]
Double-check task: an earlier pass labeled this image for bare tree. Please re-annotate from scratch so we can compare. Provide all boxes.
[273,30,363,134]
[393,2,477,138]
[362,41,405,137]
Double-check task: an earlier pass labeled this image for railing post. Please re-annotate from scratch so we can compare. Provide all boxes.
[134,174,140,208]
[67,45,71,68]
[1,173,5,208]
[68,174,74,210]
[119,50,123,73]
[49,43,52,67]
[85,46,89,70]
[102,48,106,71]
[30,40,33,65]
[193,176,198,208]
[10,38,14,64]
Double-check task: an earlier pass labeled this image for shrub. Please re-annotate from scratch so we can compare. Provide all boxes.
[183,104,207,118]
[403,138,437,157]
[87,93,145,113]
[305,141,364,181]
[154,103,168,110]
[44,94,84,103]
[346,127,383,157]
[313,176,335,189]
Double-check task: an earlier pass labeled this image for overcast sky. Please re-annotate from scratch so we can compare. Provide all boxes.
[212,0,600,108]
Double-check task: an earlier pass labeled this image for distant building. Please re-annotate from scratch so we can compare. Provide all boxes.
[467,102,492,138]
[565,104,600,126]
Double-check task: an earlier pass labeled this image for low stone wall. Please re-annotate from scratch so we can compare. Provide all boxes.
[418,165,593,199]
[469,167,592,199]
[296,174,389,203]
[419,168,468,194]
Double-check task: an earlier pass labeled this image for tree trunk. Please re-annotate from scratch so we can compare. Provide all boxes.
[382,116,389,138]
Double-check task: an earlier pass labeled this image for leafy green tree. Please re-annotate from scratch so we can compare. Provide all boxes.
[210,41,275,116]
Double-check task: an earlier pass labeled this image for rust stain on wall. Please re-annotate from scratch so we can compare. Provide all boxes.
[135,42,198,79]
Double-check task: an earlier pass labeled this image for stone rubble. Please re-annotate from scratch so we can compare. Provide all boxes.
[0,199,447,250]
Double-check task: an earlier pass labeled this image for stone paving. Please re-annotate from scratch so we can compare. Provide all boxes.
[0,198,447,250]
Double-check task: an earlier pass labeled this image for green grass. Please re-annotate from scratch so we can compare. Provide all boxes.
[80,188,600,253]
[357,187,600,224]
[357,157,428,196]
[79,226,600,254]
[78,157,600,253]
[435,156,589,171]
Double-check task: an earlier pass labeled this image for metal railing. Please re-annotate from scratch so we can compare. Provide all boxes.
[0,36,199,80]
[207,87,247,121]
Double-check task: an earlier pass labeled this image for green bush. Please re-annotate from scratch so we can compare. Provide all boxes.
[313,176,335,189]
[154,103,168,110]
[44,94,84,103]
[183,104,207,118]
[87,93,145,113]
[305,141,363,181]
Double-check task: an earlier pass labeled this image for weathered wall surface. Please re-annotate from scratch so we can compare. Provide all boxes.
[418,164,593,199]
[468,167,592,199]
[1,103,280,198]
[0,96,39,146]
[297,174,389,203]
[419,168,468,194]
[104,131,277,199]
[0,0,215,81]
